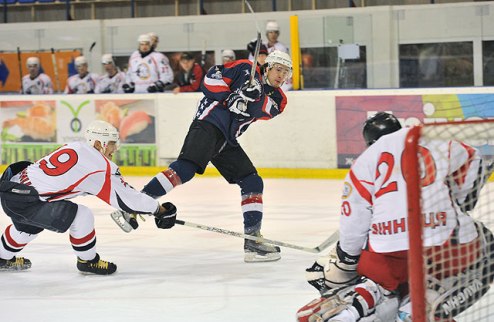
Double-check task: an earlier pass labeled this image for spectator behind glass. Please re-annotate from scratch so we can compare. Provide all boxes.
[21,57,53,94]
[265,20,288,54]
[172,52,205,94]
[222,49,236,64]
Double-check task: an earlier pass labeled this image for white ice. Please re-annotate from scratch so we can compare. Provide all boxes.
[2,177,493,322]
[0,177,341,322]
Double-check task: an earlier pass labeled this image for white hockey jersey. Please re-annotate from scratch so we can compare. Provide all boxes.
[22,73,54,94]
[126,51,173,93]
[340,127,480,255]
[11,141,159,215]
[64,72,99,94]
[94,70,126,94]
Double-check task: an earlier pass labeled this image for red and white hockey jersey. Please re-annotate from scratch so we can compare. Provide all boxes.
[21,73,54,94]
[64,73,98,94]
[125,51,173,93]
[11,141,159,215]
[339,127,480,255]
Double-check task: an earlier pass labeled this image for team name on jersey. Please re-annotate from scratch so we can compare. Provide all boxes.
[371,212,447,235]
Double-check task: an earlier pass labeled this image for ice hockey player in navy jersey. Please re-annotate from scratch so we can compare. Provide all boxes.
[118,50,292,263]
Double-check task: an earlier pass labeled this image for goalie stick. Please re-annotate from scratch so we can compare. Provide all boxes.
[175,219,339,253]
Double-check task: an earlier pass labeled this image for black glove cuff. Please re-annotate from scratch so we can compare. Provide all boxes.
[336,242,360,265]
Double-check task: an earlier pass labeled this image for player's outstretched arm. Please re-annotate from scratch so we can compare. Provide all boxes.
[111,202,177,232]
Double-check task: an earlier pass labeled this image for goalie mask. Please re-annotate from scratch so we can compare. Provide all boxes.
[85,120,120,151]
[362,112,402,147]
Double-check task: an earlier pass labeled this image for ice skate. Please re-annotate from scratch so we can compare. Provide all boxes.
[77,253,117,275]
[0,256,32,271]
[244,231,281,263]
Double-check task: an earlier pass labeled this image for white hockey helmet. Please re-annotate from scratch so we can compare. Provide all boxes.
[221,49,235,60]
[74,56,88,67]
[147,32,159,44]
[26,57,40,67]
[265,50,292,71]
[85,120,120,149]
[101,54,114,65]
[138,34,152,44]
[266,21,280,32]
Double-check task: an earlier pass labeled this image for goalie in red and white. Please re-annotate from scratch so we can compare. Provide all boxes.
[298,112,494,322]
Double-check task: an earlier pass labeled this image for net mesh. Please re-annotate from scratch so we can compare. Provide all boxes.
[410,121,494,321]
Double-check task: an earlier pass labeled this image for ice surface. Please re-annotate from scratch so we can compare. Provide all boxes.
[0,177,341,322]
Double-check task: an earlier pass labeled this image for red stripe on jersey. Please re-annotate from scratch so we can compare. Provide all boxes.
[5,225,27,248]
[96,157,112,204]
[278,88,287,113]
[355,286,375,309]
[70,229,96,245]
[241,194,263,205]
[452,142,476,187]
[39,170,104,199]
[349,170,373,205]
[162,168,182,187]
[203,82,229,93]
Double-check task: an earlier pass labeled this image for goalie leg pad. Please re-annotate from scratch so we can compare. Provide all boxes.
[428,273,490,319]
[297,285,357,322]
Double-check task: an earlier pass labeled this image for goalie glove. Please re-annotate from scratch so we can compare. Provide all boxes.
[306,242,360,294]
[155,202,177,229]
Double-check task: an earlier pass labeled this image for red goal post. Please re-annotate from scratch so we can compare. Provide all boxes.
[404,120,494,322]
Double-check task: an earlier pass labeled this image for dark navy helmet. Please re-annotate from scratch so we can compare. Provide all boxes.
[362,112,402,147]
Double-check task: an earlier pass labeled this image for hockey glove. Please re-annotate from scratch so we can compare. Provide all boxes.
[155,202,177,229]
[122,82,135,93]
[225,92,250,117]
[238,81,261,102]
[306,242,360,294]
[147,81,165,93]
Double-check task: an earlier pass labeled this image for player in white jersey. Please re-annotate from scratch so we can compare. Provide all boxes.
[122,34,173,93]
[0,120,177,274]
[298,112,494,322]
[64,56,98,94]
[21,57,53,94]
[248,21,291,91]
[95,54,126,94]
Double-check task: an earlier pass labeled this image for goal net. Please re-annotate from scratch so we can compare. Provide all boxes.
[404,120,494,322]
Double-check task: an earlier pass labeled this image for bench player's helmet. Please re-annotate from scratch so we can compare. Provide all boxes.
[85,120,120,150]
[362,112,402,147]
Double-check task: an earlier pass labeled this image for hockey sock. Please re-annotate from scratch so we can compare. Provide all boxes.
[238,173,264,234]
[0,224,38,260]
[142,160,197,198]
[69,205,97,261]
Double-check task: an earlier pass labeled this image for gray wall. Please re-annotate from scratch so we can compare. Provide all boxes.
[1,2,493,88]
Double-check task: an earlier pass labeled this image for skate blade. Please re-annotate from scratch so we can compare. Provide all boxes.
[110,210,133,233]
[244,252,281,263]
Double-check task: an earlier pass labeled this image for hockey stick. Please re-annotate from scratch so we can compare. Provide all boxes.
[175,219,339,253]
[244,0,261,86]
[50,48,61,93]
[17,47,23,94]
[89,41,96,53]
